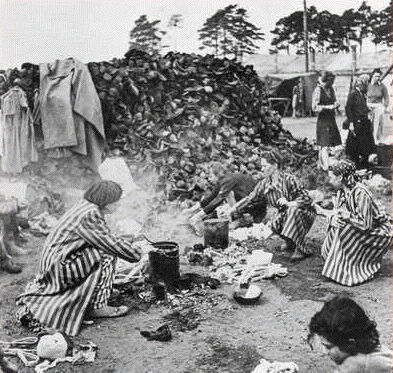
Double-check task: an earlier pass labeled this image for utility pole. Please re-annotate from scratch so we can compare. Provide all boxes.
[303,0,309,72]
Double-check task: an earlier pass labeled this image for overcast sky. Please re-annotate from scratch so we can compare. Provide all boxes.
[0,0,389,69]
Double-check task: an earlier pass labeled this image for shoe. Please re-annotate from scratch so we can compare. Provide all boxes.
[7,242,28,256]
[1,260,22,274]
[0,356,18,373]
[280,240,295,252]
[290,250,312,262]
[86,305,129,319]
[140,324,172,342]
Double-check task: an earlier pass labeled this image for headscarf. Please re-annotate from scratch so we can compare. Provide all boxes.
[329,159,359,188]
[261,148,283,168]
[354,74,369,89]
[320,70,335,83]
[83,180,123,208]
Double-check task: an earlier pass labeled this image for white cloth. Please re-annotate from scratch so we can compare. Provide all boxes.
[99,157,140,194]
[251,358,298,373]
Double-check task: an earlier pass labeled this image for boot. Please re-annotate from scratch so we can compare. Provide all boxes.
[280,239,295,252]
[7,241,29,256]
[1,355,18,373]
[140,324,172,342]
[1,259,22,273]
[290,247,311,262]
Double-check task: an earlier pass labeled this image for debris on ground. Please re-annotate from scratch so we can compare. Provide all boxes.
[251,358,299,373]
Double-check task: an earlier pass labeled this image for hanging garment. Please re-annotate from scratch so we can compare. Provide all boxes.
[0,86,38,173]
[39,58,105,171]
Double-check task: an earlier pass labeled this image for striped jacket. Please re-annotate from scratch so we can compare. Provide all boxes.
[321,183,392,286]
[17,199,142,335]
[235,172,316,253]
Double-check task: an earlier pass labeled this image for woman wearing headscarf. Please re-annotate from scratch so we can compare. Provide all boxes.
[345,74,376,169]
[317,159,391,286]
[312,71,342,171]
[228,150,317,261]
[17,181,146,336]
[367,68,389,144]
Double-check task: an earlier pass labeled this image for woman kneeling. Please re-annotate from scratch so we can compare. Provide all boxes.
[229,151,317,261]
[319,159,391,286]
[17,181,144,336]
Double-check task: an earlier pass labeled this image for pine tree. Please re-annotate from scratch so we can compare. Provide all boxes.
[198,5,264,60]
[128,15,165,55]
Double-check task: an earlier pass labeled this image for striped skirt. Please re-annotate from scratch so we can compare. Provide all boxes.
[321,222,392,286]
[270,205,316,254]
[17,248,116,336]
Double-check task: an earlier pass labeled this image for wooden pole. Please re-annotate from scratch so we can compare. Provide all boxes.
[303,0,309,72]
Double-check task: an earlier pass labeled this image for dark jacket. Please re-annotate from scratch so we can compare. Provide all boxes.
[201,173,256,215]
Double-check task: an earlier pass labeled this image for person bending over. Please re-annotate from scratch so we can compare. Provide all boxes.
[188,162,267,232]
[228,151,316,261]
[316,159,391,286]
[16,181,147,336]
[308,296,392,373]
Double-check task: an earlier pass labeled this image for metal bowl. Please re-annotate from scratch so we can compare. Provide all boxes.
[233,284,262,305]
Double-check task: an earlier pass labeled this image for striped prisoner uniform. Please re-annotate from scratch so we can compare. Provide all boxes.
[235,172,316,254]
[17,199,142,336]
[321,184,392,286]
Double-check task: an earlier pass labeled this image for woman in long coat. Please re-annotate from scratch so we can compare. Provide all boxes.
[312,71,341,171]
[345,74,376,169]
[228,152,316,261]
[17,181,144,336]
[318,160,391,286]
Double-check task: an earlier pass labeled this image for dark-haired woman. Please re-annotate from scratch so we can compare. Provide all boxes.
[17,181,144,336]
[312,71,341,171]
[228,152,317,261]
[308,296,392,372]
[317,160,392,286]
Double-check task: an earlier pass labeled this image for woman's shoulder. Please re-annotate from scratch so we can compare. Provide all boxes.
[68,199,101,218]
[351,183,373,198]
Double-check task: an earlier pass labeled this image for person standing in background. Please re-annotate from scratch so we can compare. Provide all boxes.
[292,78,303,118]
[367,68,389,145]
[312,71,341,171]
[345,75,376,169]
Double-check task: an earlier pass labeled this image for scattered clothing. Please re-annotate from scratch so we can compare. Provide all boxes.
[321,184,392,286]
[251,358,298,373]
[0,86,38,173]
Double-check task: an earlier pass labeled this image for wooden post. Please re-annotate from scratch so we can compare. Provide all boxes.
[303,0,309,72]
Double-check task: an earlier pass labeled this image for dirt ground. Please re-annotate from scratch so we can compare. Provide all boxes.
[1,117,392,373]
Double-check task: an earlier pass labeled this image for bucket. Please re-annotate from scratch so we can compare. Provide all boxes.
[204,218,229,249]
[148,241,180,284]
[376,144,392,167]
